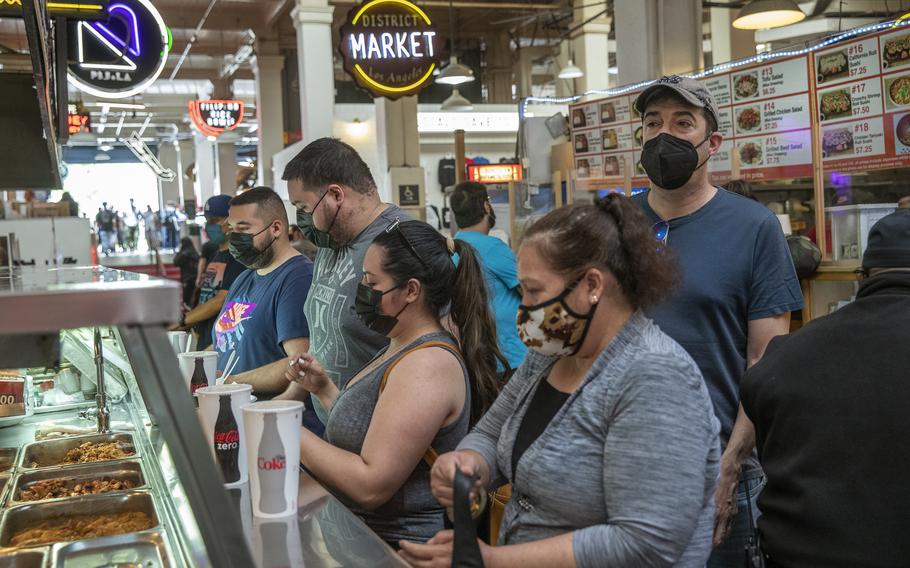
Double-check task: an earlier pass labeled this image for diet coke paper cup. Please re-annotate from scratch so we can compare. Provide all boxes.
[178,351,217,396]
[242,400,303,518]
[197,384,253,487]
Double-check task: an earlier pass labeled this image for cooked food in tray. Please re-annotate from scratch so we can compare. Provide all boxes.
[883,34,910,67]
[820,90,852,118]
[17,476,138,502]
[9,511,155,547]
[0,448,16,472]
[736,107,761,131]
[817,51,849,81]
[58,442,133,466]
[734,72,759,100]
[889,76,910,106]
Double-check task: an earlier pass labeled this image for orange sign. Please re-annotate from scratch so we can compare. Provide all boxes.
[67,112,91,135]
[467,164,522,184]
[189,100,244,138]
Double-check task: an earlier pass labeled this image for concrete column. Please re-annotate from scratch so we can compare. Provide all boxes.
[253,41,285,188]
[194,135,218,203]
[375,96,425,219]
[710,2,756,65]
[485,32,514,103]
[615,0,702,85]
[570,3,611,93]
[217,143,237,196]
[291,0,335,144]
[158,142,181,205]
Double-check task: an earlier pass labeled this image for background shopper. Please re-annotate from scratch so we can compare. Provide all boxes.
[173,195,245,350]
[172,237,200,309]
[215,187,312,396]
[281,137,408,422]
[631,76,803,565]
[450,181,527,375]
[741,210,910,568]
[284,219,505,547]
[403,195,720,567]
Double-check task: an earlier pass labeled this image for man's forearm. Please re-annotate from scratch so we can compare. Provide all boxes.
[721,404,756,471]
[227,358,291,395]
[184,296,225,326]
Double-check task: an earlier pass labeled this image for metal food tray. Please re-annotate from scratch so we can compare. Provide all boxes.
[8,460,146,507]
[0,547,48,567]
[0,447,18,473]
[0,490,159,549]
[0,476,8,509]
[17,433,137,471]
[51,530,171,568]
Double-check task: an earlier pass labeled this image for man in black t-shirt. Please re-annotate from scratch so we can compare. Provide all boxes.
[172,195,245,349]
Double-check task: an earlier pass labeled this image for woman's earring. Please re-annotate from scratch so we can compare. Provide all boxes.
[591,295,598,303]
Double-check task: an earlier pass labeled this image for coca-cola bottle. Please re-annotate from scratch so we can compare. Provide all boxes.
[257,413,287,514]
[190,357,208,395]
[213,394,241,484]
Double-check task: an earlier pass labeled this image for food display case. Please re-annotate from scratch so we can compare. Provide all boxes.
[0,266,407,567]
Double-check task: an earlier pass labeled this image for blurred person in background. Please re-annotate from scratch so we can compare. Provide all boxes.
[725,179,758,202]
[898,195,910,209]
[403,195,719,567]
[125,198,140,251]
[741,210,910,567]
[289,224,317,260]
[450,181,527,376]
[173,237,200,309]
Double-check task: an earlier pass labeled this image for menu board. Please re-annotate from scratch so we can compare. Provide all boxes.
[812,26,910,173]
[569,96,645,189]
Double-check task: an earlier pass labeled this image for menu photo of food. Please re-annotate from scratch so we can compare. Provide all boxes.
[882,33,910,69]
[600,102,617,124]
[894,113,910,154]
[821,126,854,158]
[602,128,619,150]
[733,71,759,101]
[577,158,592,178]
[574,133,590,153]
[572,107,587,128]
[735,106,762,133]
[886,74,910,109]
[817,50,849,84]
[819,88,853,121]
[737,141,763,166]
[604,156,621,177]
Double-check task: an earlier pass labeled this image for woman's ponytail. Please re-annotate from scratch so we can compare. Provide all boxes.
[450,239,507,424]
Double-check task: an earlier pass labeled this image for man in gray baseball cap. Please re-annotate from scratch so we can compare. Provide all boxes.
[630,75,804,567]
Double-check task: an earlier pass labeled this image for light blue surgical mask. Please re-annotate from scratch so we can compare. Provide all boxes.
[206,223,225,245]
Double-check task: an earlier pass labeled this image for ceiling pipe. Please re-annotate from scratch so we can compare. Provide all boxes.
[168,0,219,81]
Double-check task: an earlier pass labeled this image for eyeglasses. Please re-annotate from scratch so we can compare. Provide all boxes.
[386,219,429,269]
[652,220,670,251]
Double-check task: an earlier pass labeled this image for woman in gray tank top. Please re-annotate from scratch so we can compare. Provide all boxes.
[283,219,507,547]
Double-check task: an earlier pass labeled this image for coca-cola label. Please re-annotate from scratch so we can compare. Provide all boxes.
[190,382,206,394]
[258,455,286,471]
[215,429,240,450]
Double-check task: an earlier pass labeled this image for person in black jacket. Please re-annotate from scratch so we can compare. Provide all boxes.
[741,209,910,568]
[173,237,200,309]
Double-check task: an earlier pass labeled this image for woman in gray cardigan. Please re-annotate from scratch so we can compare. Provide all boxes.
[401,195,720,567]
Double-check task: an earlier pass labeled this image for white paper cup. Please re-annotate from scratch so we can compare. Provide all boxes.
[242,401,303,518]
[252,514,304,568]
[167,331,190,355]
[178,351,218,394]
[197,384,253,487]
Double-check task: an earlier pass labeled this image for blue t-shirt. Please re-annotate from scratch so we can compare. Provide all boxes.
[633,189,803,471]
[214,255,313,376]
[455,231,528,371]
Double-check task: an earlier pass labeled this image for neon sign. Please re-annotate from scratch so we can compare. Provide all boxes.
[67,105,92,135]
[339,0,440,99]
[189,100,245,138]
[0,0,108,18]
[66,0,169,99]
[467,164,523,184]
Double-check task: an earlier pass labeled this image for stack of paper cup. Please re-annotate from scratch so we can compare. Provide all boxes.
[167,331,190,355]
[242,401,303,518]
[197,384,253,487]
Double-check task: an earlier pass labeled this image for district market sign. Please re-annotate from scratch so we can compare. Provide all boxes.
[66,0,170,99]
[339,0,440,100]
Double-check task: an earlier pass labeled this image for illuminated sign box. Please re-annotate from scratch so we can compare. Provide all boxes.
[189,100,245,138]
[68,112,92,135]
[339,0,440,100]
[467,164,522,184]
[0,0,109,19]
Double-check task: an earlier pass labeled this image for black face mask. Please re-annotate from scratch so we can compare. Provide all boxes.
[228,225,276,269]
[297,189,342,250]
[639,132,711,190]
[487,206,497,229]
[353,281,410,336]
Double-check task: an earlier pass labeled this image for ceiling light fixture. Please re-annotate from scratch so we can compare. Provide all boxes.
[733,0,806,30]
[559,60,584,80]
[441,88,473,111]
[436,0,474,85]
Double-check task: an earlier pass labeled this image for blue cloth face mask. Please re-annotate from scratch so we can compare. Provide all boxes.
[206,222,226,245]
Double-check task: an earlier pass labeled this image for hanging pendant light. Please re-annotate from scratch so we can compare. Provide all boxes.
[437,0,474,86]
[558,59,584,80]
[441,89,473,111]
[733,0,806,30]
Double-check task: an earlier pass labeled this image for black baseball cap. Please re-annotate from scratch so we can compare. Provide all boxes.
[862,209,910,268]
